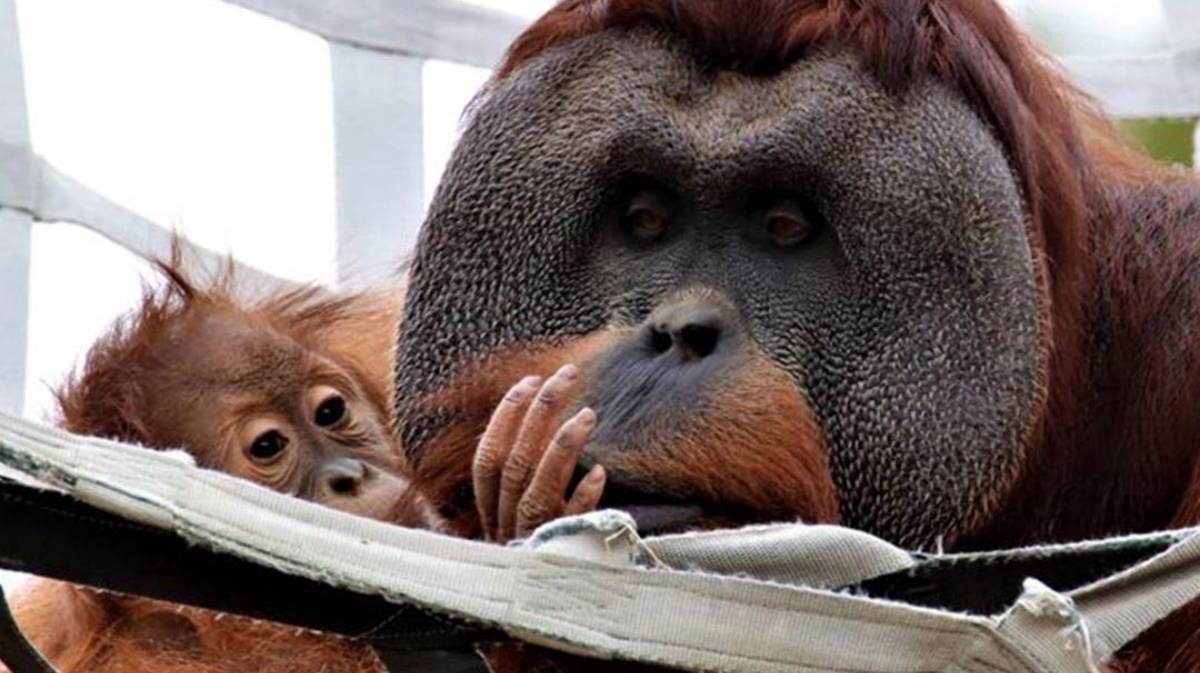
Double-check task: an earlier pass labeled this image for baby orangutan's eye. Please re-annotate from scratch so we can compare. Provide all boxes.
[315,394,346,427]
[248,429,289,462]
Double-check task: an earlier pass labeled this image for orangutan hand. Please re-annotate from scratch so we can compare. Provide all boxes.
[473,364,607,543]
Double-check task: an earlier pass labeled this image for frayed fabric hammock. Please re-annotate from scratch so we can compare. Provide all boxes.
[0,411,1198,673]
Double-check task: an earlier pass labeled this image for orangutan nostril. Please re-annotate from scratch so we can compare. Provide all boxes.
[675,322,720,360]
[328,475,359,495]
[645,320,722,361]
[648,325,674,354]
[318,458,366,498]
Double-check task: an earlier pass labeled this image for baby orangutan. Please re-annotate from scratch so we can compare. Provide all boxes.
[8,260,410,673]
[5,261,606,673]
[63,264,412,520]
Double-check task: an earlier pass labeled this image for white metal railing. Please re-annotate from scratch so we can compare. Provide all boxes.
[220,0,524,69]
[0,0,31,414]
[219,0,527,284]
[1,0,1199,417]
[0,0,525,416]
[1063,0,1200,119]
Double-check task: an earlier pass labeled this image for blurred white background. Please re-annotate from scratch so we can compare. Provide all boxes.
[14,0,532,422]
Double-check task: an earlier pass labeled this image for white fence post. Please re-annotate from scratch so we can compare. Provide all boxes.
[218,0,526,284]
[218,0,523,70]
[1163,0,1200,170]
[1162,0,1200,169]
[0,0,31,415]
[330,44,424,285]
[1163,0,1200,53]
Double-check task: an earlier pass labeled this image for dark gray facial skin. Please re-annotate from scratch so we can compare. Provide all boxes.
[396,26,1043,549]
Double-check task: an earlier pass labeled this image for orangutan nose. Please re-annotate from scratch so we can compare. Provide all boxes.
[317,457,368,497]
[643,298,734,362]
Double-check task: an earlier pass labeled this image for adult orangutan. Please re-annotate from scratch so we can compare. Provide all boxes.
[392,0,1200,671]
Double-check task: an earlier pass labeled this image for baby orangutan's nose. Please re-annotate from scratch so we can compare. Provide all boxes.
[316,457,367,498]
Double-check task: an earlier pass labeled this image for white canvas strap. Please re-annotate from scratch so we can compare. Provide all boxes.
[643,522,920,589]
[1069,528,1200,659]
[1,411,1197,673]
[993,527,1200,673]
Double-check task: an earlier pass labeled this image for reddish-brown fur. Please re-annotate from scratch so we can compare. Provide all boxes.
[5,259,406,673]
[8,582,382,673]
[7,259,614,673]
[411,332,838,538]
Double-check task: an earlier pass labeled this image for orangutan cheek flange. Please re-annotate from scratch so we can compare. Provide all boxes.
[397,35,1039,549]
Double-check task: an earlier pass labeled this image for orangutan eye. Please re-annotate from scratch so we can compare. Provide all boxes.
[765,201,817,248]
[315,395,347,427]
[624,192,672,242]
[248,430,289,461]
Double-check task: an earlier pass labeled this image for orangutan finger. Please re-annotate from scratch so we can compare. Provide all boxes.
[474,375,541,541]
[498,364,580,541]
[563,464,606,518]
[515,408,597,538]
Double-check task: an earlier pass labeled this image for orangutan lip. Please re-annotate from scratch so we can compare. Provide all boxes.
[615,504,707,535]
[592,479,706,535]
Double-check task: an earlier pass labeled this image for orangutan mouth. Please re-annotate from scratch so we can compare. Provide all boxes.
[593,478,708,535]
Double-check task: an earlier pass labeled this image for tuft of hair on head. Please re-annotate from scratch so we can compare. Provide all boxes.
[53,246,211,446]
[54,238,402,450]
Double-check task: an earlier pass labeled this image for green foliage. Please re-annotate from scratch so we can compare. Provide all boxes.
[1119,119,1195,168]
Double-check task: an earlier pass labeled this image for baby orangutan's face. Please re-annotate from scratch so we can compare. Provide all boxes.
[141,310,409,520]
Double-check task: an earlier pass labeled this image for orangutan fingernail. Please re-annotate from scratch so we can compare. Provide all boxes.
[557,364,579,380]
[575,407,596,428]
[586,465,605,483]
[509,376,541,399]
